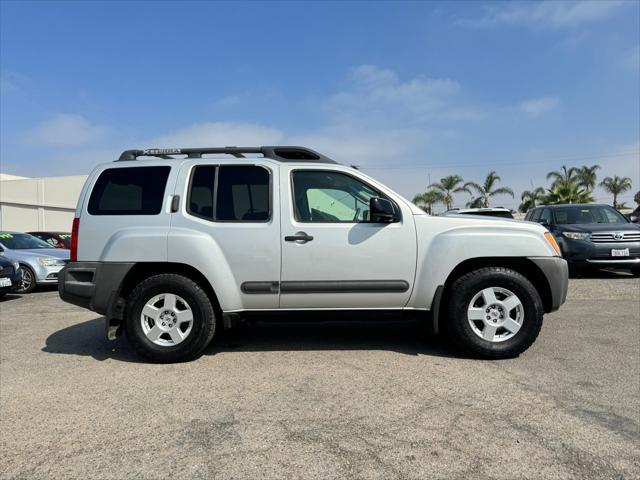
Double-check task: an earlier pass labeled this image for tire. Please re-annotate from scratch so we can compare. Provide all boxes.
[445,267,544,359]
[15,265,36,294]
[631,266,640,278]
[124,274,217,363]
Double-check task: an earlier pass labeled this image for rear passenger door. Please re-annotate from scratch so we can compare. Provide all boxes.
[170,162,280,310]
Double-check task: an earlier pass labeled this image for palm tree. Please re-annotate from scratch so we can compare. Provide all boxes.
[412,189,444,215]
[600,175,632,208]
[466,197,484,208]
[428,175,471,210]
[546,165,578,190]
[544,183,594,205]
[519,187,545,212]
[464,171,514,208]
[574,164,600,192]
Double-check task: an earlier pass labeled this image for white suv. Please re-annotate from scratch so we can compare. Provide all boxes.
[59,146,568,362]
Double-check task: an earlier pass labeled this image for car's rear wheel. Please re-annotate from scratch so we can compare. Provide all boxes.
[631,265,640,277]
[445,267,543,359]
[16,265,36,294]
[124,274,216,363]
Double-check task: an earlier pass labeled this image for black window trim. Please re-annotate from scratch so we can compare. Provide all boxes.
[289,168,402,224]
[87,165,171,216]
[186,163,273,223]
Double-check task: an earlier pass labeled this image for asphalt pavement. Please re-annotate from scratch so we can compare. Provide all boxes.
[1,274,638,479]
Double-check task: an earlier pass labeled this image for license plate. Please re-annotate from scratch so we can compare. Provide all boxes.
[0,278,11,287]
[611,248,630,257]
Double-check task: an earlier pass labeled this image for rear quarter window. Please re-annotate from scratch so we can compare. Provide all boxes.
[88,166,171,215]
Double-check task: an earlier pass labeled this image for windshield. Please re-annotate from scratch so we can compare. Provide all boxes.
[0,233,53,249]
[553,206,628,225]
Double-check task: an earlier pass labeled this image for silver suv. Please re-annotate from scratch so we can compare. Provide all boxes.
[59,146,568,362]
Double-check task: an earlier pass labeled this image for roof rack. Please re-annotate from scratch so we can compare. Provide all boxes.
[116,146,336,164]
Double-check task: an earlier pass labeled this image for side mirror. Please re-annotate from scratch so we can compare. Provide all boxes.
[369,197,398,223]
[539,219,550,227]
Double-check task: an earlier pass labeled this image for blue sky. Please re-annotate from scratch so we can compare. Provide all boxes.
[1,0,639,209]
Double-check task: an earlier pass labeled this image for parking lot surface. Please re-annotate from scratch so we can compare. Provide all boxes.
[1,275,639,479]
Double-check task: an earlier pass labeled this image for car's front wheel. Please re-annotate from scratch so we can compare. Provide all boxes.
[445,267,543,359]
[124,274,217,362]
[16,265,36,294]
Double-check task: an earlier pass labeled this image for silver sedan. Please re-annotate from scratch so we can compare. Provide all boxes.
[0,232,69,293]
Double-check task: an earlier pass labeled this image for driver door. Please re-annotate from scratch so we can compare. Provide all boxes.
[279,166,417,309]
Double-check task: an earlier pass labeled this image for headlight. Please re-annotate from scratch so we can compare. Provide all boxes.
[13,262,20,271]
[39,257,65,266]
[562,232,590,241]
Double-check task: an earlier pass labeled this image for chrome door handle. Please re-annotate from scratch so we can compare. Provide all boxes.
[284,232,314,243]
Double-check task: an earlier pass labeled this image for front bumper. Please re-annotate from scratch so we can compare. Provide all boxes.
[557,237,640,268]
[34,264,66,284]
[528,256,569,312]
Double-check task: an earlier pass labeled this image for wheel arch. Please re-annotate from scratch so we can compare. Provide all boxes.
[118,262,222,316]
[431,257,553,334]
[103,262,223,339]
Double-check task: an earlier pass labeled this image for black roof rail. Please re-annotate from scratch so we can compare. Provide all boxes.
[116,146,336,164]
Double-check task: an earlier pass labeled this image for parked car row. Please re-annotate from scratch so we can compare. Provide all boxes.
[0,231,71,294]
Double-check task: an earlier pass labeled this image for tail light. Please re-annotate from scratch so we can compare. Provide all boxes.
[70,217,79,262]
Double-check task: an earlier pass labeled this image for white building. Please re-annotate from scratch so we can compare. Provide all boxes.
[0,174,87,232]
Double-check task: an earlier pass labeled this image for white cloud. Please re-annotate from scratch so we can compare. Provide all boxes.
[458,0,625,29]
[147,122,285,148]
[519,96,559,117]
[327,65,462,125]
[25,114,109,146]
[139,66,473,170]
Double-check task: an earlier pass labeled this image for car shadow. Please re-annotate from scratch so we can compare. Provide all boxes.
[42,317,468,363]
[570,268,636,279]
[0,293,22,302]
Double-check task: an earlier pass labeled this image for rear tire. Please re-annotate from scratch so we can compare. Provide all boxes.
[445,267,544,359]
[631,266,640,278]
[124,274,216,363]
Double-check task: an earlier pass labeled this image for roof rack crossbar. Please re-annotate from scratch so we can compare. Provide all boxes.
[116,146,336,163]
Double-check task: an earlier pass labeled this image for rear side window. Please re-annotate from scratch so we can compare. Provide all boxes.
[187,165,270,222]
[88,167,170,215]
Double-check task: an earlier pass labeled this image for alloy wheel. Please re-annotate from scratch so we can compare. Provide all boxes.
[18,268,33,293]
[467,286,524,343]
[140,293,194,346]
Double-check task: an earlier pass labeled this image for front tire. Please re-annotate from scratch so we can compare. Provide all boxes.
[124,274,217,363]
[16,265,36,294]
[445,267,544,359]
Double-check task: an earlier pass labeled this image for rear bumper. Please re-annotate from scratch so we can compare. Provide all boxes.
[58,262,134,314]
[528,256,569,312]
